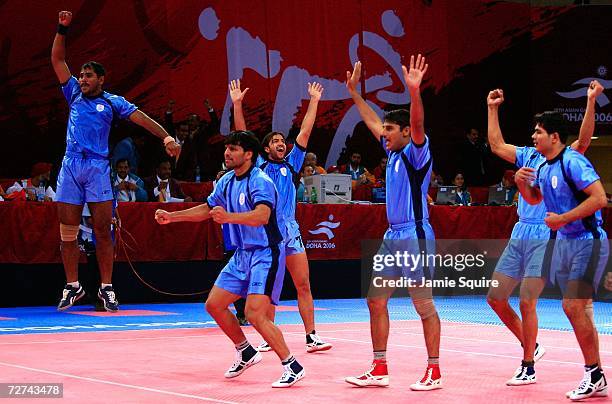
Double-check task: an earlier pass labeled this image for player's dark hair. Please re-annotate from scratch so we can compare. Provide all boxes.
[534,111,568,144]
[262,131,286,149]
[383,109,410,130]
[225,131,261,164]
[81,61,106,77]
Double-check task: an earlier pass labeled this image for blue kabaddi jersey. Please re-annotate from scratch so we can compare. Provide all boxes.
[382,136,432,225]
[207,166,285,249]
[258,143,306,221]
[61,76,138,158]
[535,148,603,236]
[515,146,547,221]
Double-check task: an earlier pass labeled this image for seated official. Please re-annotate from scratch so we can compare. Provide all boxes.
[112,159,147,202]
[452,172,471,205]
[144,159,193,202]
[6,162,56,201]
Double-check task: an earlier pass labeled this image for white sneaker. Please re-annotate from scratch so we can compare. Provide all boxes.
[271,362,305,388]
[256,341,272,352]
[306,333,333,353]
[224,349,262,378]
[566,368,608,400]
[409,366,443,391]
[506,365,536,386]
[344,360,389,387]
[534,343,546,362]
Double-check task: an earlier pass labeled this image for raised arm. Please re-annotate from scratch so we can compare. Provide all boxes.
[403,54,428,145]
[229,80,249,131]
[129,110,180,157]
[346,61,383,141]
[155,203,212,224]
[51,11,72,84]
[295,82,323,148]
[487,89,516,163]
[571,80,604,154]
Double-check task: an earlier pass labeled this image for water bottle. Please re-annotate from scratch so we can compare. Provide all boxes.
[37,183,45,201]
[310,187,318,204]
[303,187,310,203]
[195,166,201,183]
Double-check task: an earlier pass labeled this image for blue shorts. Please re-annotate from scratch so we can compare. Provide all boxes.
[552,228,609,295]
[284,219,305,256]
[495,220,553,280]
[375,220,436,282]
[214,245,286,305]
[55,154,113,205]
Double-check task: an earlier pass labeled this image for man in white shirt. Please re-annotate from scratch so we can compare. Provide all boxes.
[111,159,147,202]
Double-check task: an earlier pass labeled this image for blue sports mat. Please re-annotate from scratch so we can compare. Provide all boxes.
[0,296,610,335]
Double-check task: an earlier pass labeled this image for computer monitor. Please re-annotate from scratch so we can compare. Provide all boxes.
[435,186,458,205]
[303,174,352,204]
[488,186,512,205]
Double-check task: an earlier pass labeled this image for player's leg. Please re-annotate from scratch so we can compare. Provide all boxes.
[56,201,85,310]
[287,250,332,352]
[206,285,261,379]
[487,239,523,342]
[344,287,393,387]
[409,285,442,391]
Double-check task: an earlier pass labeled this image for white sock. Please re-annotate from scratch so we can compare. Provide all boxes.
[101,283,112,289]
[67,281,80,288]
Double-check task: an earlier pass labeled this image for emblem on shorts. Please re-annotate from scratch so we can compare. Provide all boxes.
[395,160,400,173]
[280,167,287,176]
[96,104,105,112]
[239,192,246,205]
[552,175,558,189]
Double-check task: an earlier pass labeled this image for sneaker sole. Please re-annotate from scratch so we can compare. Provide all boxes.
[344,376,389,387]
[306,343,333,353]
[410,382,443,391]
[224,352,262,378]
[506,379,536,386]
[272,369,305,388]
[257,346,273,352]
[98,291,119,313]
[57,289,85,311]
[566,388,608,399]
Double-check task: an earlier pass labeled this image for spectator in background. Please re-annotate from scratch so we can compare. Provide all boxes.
[173,121,199,181]
[460,127,491,186]
[6,162,56,201]
[430,172,444,188]
[305,152,326,174]
[372,156,388,187]
[144,159,192,202]
[112,132,146,175]
[111,159,147,202]
[452,172,471,205]
[343,152,375,185]
[298,164,316,202]
[499,169,518,204]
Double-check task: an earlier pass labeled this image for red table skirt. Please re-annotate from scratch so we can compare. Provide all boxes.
[0,202,610,263]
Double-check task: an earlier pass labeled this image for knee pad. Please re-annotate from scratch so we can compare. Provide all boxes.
[60,223,79,242]
[413,298,437,320]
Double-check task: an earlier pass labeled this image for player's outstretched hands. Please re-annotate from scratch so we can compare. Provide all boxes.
[229,80,249,104]
[346,61,361,94]
[155,209,172,225]
[403,54,428,91]
[210,206,230,224]
[487,89,504,107]
[588,80,604,100]
[59,11,72,26]
[308,82,324,101]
